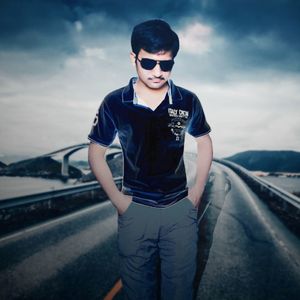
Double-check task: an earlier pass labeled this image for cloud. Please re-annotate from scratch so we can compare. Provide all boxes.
[200,0,300,71]
[178,22,213,55]
[74,21,83,33]
[1,0,299,73]
[0,0,299,158]
[182,73,300,157]
[0,36,133,156]
[82,47,106,59]
[0,0,76,53]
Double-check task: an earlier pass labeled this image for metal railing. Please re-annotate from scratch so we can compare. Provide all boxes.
[214,158,300,235]
[2,157,299,213]
[1,155,299,236]
[0,177,123,210]
[214,158,300,207]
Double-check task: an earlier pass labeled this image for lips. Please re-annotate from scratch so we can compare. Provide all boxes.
[152,78,163,83]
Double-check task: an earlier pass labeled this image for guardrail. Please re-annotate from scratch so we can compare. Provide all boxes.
[214,158,300,235]
[0,177,123,210]
[2,155,299,236]
[0,177,123,236]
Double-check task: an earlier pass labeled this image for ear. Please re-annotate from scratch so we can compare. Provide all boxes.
[130,51,136,66]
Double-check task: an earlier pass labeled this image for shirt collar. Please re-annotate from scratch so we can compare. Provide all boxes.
[122,77,182,104]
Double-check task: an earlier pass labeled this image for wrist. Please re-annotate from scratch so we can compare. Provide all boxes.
[109,190,123,206]
[110,189,122,199]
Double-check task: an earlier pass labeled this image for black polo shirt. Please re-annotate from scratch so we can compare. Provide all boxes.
[88,77,211,207]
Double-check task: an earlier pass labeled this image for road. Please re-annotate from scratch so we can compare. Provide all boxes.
[0,159,299,300]
[195,162,300,300]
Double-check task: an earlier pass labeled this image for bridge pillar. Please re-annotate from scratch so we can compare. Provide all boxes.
[61,155,69,178]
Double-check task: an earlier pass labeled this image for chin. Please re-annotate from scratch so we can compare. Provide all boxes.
[148,84,164,90]
[148,80,167,89]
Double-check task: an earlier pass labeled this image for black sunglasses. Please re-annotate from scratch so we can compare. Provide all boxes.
[136,57,174,72]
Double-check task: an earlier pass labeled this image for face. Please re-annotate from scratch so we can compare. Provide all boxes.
[130,49,174,90]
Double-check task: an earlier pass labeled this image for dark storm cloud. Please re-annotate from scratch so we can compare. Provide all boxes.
[0,0,190,54]
[201,0,300,43]
[0,0,78,55]
[61,0,192,24]
[0,0,299,71]
[64,0,300,48]
[70,0,300,75]
[199,0,300,72]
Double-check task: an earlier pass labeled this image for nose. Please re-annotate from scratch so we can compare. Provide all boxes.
[152,62,163,77]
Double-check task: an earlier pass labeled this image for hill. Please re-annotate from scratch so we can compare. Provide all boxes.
[0,161,7,169]
[224,150,300,172]
[0,156,82,179]
[81,153,123,182]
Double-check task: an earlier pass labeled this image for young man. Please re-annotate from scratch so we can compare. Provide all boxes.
[88,19,213,300]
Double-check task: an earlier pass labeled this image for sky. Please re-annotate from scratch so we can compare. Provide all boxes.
[0,0,300,161]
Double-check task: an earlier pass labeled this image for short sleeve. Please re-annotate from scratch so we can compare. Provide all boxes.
[88,99,117,147]
[187,95,211,137]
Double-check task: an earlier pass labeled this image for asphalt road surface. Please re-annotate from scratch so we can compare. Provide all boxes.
[0,158,299,300]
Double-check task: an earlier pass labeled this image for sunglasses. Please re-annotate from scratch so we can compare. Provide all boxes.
[136,57,174,72]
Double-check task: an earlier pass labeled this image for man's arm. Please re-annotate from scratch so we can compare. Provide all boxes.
[88,142,132,214]
[187,133,213,207]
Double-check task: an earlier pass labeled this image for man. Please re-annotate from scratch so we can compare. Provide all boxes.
[88,19,213,300]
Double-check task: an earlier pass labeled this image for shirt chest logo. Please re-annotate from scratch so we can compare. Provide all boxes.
[168,108,189,141]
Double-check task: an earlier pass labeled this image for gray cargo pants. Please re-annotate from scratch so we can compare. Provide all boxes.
[117,196,198,300]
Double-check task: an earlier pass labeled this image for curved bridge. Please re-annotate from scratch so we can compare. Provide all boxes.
[40,142,121,178]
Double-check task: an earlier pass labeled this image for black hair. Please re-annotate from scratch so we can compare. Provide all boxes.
[131,19,180,58]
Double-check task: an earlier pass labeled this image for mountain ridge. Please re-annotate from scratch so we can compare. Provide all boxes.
[224,150,300,172]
